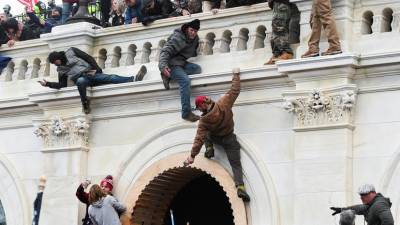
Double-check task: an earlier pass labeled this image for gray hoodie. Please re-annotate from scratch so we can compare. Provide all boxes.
[88,195,126,225]
[346,193,394,225]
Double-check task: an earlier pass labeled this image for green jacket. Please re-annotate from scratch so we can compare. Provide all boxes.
[347,193,394,225]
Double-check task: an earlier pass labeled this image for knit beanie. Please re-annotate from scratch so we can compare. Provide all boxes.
[182,19,200,32]
[100,175,113,191]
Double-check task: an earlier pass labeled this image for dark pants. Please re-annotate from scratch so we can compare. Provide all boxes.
[205,133,244,186]
[100,0,111,25]
[75,73,133,104]
[271,1,293,57]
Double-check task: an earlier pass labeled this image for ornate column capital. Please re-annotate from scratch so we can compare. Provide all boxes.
[34,115,91,152]
[283,87,357,131]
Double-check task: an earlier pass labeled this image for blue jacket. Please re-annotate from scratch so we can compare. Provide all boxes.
[125,0,143,24]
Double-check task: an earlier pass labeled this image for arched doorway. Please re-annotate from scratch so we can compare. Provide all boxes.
[131,167,234,225]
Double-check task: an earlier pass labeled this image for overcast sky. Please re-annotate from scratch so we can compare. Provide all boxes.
[1,0,62,16]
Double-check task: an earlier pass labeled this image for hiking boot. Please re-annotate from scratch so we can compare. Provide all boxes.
[82,99,91,114]
[301,50,319,58]
[264,56,277,65]
[160,73,170,90]
[204,144,215,159]
[237,185,250,202]
[182,112,200,122]
[135,65,147,81]
[277,52,293,60]
[321,48,342,56]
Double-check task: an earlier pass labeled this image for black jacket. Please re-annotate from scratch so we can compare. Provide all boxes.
[46,47,102,89]
[141,0,173,24]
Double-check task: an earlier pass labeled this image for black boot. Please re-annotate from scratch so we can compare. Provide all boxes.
[82,99,91,114]
[135,65,147,81]
[204,143,214,158]
[237,185,250,202]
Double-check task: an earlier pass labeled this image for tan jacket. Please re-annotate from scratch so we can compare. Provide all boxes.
[190,74,240,158]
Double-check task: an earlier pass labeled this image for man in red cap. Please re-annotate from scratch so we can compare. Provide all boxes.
[184,68,250,202]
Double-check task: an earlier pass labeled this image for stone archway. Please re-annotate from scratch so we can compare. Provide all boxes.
[123,152,247,225]
[115,122,279,225]
[131,167,234,225]
[0,153,30,225]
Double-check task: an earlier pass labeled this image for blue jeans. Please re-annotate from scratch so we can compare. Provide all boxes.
[75,73,133,104]
[61,2,73,24]
[170,62,202,118]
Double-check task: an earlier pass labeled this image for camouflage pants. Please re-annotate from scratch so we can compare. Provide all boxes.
[271,1,293,57]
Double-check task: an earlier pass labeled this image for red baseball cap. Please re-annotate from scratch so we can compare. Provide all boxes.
[195,95,207,108]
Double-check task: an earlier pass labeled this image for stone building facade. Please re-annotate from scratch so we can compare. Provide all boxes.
[1,0,400,225]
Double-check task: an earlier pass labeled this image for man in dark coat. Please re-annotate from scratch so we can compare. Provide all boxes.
[330,184,394,225]
[38,47,147,114]
[141,0,174,25]
[159,19,202,122]
[184,68,251,202]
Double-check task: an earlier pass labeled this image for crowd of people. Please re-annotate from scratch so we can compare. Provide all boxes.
[0,0,266,48]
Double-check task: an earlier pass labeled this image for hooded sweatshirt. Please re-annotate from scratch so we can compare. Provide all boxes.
[346,193,394,225]
[88,195,126,225]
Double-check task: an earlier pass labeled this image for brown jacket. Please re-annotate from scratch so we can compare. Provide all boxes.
[190,74,240,158]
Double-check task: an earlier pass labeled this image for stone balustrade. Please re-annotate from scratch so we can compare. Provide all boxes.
[0,1,399,86]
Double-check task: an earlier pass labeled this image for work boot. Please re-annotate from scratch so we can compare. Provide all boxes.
[264,56,278,65]
[160,73,170,90]
[321,48,342,56]
[237,185,250,202]
[183,112,200,122]
[135,65,147,81]
[277,51,293,60]
[82,99,91,114]
[301,49,319,58]
[204,143,215,159]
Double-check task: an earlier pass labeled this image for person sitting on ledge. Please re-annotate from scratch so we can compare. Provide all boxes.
[38,47,147,114]
[184,68,251,202]
[158,19,202,122]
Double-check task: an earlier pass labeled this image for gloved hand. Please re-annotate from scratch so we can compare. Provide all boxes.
[330,207,342,216]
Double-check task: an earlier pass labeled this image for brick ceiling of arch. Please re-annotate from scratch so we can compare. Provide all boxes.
[131,167,230,225]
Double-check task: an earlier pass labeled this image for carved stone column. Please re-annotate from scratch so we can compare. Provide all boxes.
[33,115,91,225]
[279,54,359,225]
[212,38,223,54]
[229,35,240,52]
[105,53,114,68]
[392,12,400,32]
[372,15,382,33]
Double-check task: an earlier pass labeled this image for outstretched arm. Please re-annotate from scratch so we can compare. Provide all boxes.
[219,68,241,108]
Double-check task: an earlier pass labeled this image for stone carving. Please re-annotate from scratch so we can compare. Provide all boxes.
[34,116,90,150]
[284,90,356,127]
